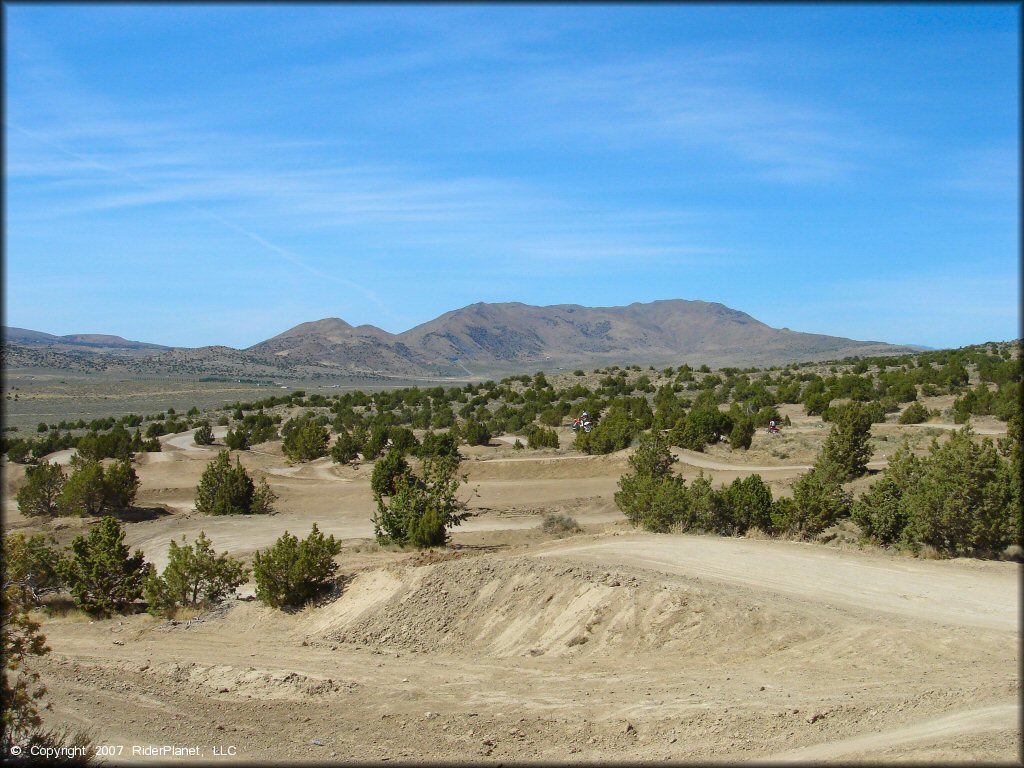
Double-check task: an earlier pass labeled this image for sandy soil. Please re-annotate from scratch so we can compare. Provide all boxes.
[4,421,1020,764]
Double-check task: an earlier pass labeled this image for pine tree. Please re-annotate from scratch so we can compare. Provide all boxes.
[103,458,139,511]
[60,517,148,615]
[282,421,329,462]
[193,421,214,446]
[15,461,66,517]
[371,448,409,498]
[143,532,249,616]
[253,524,341,608]
[194,451,273,515]
[818,402,873,481]
[372,457,469,547]
[59,457,107,517]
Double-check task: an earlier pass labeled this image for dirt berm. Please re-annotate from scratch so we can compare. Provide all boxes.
[32,535,1019,763]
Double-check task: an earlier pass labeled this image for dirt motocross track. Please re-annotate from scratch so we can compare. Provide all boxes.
[5,421,1021,764]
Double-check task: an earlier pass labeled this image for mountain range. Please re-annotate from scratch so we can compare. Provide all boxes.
[3,300,922,379]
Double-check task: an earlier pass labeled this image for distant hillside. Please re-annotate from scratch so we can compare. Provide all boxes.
[4,300,923,379]
[3,326,170,352]
[246,299,921,374]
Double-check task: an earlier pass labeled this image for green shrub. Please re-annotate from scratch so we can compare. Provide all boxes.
[362,425,390,459]
[241,411,278,444]
[729,417,755,450]
[722,474,774,534]
[614,431,687,532]
[898,401,930,424]
[525,425,559,449]
[6,439,30,464]
[671,407,732,452]
[803,391,831,416]
[193,422,214,446]
[76,424,134,461]
[370,448,409,498]
[818,402,873,481]
[253,524,341,609]
[616,471,688,532]
[462,418,491,446]
[686,472,730,533]
[853,426,1019,557]
[539,408,563,427]
[388,426,419,455]
[788,466,852,538]
[899,429,1017,557]
[224,426,250,451]
[282,421,329,463]
[330,430,360,464]
[60,517,148,615]
[851,446,921,546]
[15,461,66,517]
[576,409,635,454]
[372,457,470,547]
[101,458,140,511]
[194,451,276,515]
[58,458,107,517]
[769,496,797,534]
[1,563,50,757]
[417,430,460,460]
[143,532,249,617]
[2,533,64,605]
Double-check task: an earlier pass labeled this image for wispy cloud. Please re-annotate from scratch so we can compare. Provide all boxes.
[9,120,389,311]
[5,6,1014,349]
[940,146,1019,199]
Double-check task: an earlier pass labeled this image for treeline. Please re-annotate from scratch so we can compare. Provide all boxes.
[16,456,140,518]
[7,342,1018,467]
[616,404,1021,559]
[4,520,341,621]
[0,410,207,463]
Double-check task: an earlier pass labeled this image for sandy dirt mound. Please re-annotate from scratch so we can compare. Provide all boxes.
[31,536,1019,763]
[307,555,992,676]
[539,533,1019,632]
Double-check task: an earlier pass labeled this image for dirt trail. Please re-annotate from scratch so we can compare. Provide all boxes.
[671,449,889,473]
[538,534,1018,632]
[890,421,1008,436]
[33,534,1019,763]
[161,426,228,453]
[758,699,1019,762]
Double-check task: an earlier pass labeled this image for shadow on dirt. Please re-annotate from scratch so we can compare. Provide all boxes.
[276,575,354,615]
[449,543,507,554]
[106,506,175,523]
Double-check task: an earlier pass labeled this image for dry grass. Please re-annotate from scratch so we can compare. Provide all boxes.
[540,513,583,536]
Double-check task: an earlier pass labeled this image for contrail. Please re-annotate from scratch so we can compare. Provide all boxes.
[10,122,388,312]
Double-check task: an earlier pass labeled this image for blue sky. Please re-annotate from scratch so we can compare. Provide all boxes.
[4,4,1019,350]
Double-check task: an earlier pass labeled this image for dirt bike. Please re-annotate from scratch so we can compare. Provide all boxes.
[571,417,595,433]
[766,423,781,435]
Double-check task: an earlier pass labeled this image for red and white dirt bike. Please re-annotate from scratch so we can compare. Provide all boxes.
[572,415,595,433]
[765,421,781,435]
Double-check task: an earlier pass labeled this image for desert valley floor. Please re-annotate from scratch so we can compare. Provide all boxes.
[2,411,1019,764]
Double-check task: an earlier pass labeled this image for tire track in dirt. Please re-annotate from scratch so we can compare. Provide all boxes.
[756,700,1019,762]
[537,534,1018,632]
[670,449,887,473]
[888,421,1007,436]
